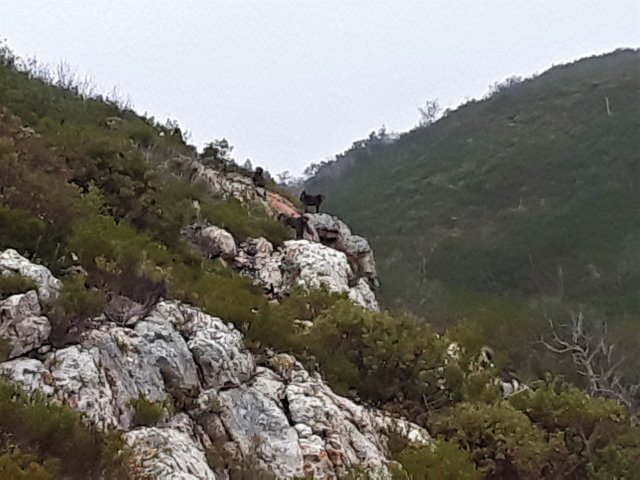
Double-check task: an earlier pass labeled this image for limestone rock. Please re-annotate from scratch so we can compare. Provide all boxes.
[0,249,61,301]
[284,240,351,292]
[46,346,119,429]
[284,240,379,311]
[125,414,216,480]
[183,224,237,260]
[172,155,261,203]
[304,215,379,288]
[0,291,51,358]
[0,251,428,479]
[234,237,289,296]
[159,301,254,390]
[0,357,54,395]
[218,382,305,478]
[348,278,380,312]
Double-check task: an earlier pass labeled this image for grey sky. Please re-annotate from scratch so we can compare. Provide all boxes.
[1,1,638,175]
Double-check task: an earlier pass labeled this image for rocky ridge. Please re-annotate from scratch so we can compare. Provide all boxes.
[0,250,428,479]
[177,159,381,312]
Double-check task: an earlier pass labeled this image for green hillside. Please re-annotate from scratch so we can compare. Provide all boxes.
[1,41,639,479]
[305,50,640,329]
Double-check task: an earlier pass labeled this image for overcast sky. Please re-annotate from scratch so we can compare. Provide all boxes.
[1,1,638,175]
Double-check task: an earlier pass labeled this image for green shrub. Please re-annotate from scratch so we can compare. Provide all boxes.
[303,300,463,417]
[68,215,171,291]
[200,198,290,245]
[168,262,267,329]
[0,380,129,479]
[0,206,46,259]
[509,378,636,478]
[129,394,164,427]
[0,452,56,480]
[245,287,345,353]
[0,339,11,362]
[588,429,640,479]
[431,401,570,479]
[391,440,481,480]
[0,273,37,299]
[46,273,105,346]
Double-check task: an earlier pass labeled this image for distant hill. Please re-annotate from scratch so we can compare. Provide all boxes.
[305,49,640,329]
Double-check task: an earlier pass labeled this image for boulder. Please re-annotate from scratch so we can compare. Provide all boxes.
[304,215,379,288]
[0,291,51,358]
[0,357,54,395]
[0,249,61,301]
[45,346,120,429]
[182,224,237,260]
[158,301,254,390]
[234,237,289,296]
[125,414,216,480]
[283,240,380,311]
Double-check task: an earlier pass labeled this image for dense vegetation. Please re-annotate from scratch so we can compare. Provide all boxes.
[0,381,129,479]
[0,41,638,478]
[304,49,640,372]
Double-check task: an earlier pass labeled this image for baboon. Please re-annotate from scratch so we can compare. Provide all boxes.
[278,213,311,240]
[252,167,267,199]
[299,190,324,213]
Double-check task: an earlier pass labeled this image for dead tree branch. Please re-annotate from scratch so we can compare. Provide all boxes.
[541,312,639,424]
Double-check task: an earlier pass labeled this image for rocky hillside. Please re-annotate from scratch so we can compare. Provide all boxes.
[0,248,428,479]
[1,42,638,479]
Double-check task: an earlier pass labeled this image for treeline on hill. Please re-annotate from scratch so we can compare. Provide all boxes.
[0,41,638,479]
[304,49,640,378]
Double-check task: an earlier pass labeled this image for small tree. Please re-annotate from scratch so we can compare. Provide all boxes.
[541,312,639,424]
[418,99,441,126]
[201,139,234,169]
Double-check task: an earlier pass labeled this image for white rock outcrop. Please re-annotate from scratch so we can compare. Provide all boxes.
[1,292,427,478]
[183,224,237,260]
[126,414,217,480]
[234,238,379,310]
[305,214,379,288]
[284,240,379,311]
[172,155,261,203]
[0,245,425,478]
[234,237,289,296]
[0,249,61,301]
[0,291,51,358]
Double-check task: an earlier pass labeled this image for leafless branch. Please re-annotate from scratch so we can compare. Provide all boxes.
[541,312,639,424]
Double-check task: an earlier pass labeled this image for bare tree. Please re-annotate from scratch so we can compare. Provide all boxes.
[541,312,639,424]
[418,98,441,126]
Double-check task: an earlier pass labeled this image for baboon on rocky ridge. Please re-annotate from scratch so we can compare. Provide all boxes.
[278,213,312,240]
[299,190,324,213]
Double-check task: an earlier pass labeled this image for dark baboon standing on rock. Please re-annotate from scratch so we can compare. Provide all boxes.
[252,167,267,199]
[299,190,324,213]
[278,213,312,240]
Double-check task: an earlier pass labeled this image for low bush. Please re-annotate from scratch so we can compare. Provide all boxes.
[509,378,636,478]
[129,394,164,427]
[391,440,481,480]
[168,262,268,329]
[431,401,569,479]
[302,300,464,416]
[0,452,56,480]
[200,198,290,246]
[68,215,171,292]
[0,273,37,299]
[0,206,47,260]
[0,380,129,479]
[46,273,106,346]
